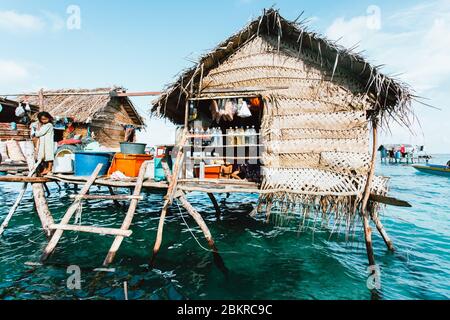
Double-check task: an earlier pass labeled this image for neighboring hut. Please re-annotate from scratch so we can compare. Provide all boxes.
[152,9,415,266]
[19,87,145,149]
[0,97,38,142]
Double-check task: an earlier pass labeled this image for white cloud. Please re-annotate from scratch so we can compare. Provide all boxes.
[325,0,450,153]
[0,10,44,32]
[0,60,30,84]
[326,0,450,93]
[41,11,65,31]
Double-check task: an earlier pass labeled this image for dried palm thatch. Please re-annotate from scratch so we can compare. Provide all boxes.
[19,87,145,126]
[151,9,413,235]
[151,8,414,128]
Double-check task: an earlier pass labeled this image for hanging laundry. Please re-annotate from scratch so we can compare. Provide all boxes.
[15,104,25,117]
[237,99,252,118]
[124,125,136,142]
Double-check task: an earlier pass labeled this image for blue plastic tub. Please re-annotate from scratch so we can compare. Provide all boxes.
[74,152,114,177]
[154,146,173,182]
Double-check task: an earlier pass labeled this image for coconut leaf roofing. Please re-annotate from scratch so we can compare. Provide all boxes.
[19,87,145,126]
[152,8,414,126]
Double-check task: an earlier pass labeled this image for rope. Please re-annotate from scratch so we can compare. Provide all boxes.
[175,200,240,255]
[175,200,212,253]
[71,199,83,242]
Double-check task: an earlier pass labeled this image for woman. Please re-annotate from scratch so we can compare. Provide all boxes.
[32,112,55,175]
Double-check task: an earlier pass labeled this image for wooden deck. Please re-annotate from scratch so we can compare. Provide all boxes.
[0,173,261,194]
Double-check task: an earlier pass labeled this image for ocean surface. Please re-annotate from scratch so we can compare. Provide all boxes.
[0,155,449,300]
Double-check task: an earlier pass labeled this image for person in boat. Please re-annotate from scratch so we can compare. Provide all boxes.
[446,160,450,169]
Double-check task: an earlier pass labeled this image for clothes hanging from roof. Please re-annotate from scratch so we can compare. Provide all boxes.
[124,125,136,142]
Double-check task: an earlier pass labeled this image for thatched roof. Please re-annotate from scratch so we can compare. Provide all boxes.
[19,87,145,126]
[152,9,414,126]
[0,97,39,113]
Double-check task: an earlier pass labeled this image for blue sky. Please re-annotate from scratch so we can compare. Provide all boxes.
[1,0,449,153]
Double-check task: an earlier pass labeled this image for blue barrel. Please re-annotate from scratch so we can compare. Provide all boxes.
[154,146,173,182]
[74,152,113,177]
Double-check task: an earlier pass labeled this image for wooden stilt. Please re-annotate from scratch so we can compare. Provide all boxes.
[0,161,41,236]
[265,200,273,223]
[207,193,221,220]
[361,121,379,267]
[178,195,216,249]
[107,186,122,208]
[151,136,187,263]
[23,150,54,238]
[103,161,149,266]
[363,214,376,266]
[43,183,51,197]
[372,210,395,251]
[41,164,103,261]
[177,193,227,274]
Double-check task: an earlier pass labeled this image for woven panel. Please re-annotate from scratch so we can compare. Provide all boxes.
[265,138,369,154]
[270,111,367,130]
[270,97,371,114]
[371,176,390,195]
[261,167,366,195]
[262,152,371,175]
[263,153,321,168]
[320,152,371,175]
[261,167,388,196]
[281,127,369,140]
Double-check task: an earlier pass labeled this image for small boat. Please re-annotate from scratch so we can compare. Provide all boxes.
[412,164,450,177]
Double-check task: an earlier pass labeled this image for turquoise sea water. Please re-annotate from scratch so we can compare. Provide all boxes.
[0,155,449,300]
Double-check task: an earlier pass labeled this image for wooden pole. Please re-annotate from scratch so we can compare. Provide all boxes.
[361,121,378,268]
[151,137,187,263]
[103,161,149,266]
[41,164,103,261]
[0,161,41,236]
[207,193,221,220]
[371,208,395,251]
[108,186,124,208]
[38,89,44,112]
[23,146,54,238]
[177,194,227,274]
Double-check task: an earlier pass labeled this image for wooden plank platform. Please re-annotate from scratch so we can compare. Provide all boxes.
[0,176,50,183]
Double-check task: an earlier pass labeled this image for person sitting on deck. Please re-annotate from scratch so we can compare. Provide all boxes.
[31,112,55,175]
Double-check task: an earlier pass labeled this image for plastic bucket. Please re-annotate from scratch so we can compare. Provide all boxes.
[54,150,74,174]
[74,152,113,177]
[120,142,146,155]
[107,153,153,178]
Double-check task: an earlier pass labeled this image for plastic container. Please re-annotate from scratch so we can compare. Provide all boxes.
[108,153,153,178]
[54,149,74,174]
[120,142,146,155]
[154,146,173,182]
[74,152,113,177]
[194,165,221,179]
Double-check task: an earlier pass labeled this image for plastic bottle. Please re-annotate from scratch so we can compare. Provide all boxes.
[238,127,245,146]
[194,127,201,147]
[226,128,234,146]
[249,126,258,145]
[215,128,223,147]
[245,126,250,145]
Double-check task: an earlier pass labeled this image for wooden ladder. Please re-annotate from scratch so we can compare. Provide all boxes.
[41,161,150,266]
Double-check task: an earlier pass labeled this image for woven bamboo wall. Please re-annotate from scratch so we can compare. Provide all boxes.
[202,35,381,198]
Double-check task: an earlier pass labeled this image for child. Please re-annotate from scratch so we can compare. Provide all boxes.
[32,112,55,175]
